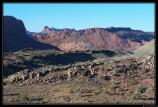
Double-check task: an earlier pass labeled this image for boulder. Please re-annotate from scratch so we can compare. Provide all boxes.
[77,69,87,76]
[101,74,111,81]
[9,75,18,83]
[36,72,43,78]
[67,68,78,80]
[42,69,50,76]
[21,74,29,81]
[29,72,37,79]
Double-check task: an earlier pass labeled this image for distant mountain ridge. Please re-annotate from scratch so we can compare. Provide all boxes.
[3,16,154,52]
[32,26,154,51]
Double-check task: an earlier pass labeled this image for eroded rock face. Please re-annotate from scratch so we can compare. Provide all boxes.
[3,16,60,52]
[32,27,154,51]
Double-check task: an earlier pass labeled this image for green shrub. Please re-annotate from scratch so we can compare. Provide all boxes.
[130,90,141,100]
[130,85,146,100]
[137,85,147,93]
[95,91,102,95]
[21,95,29,101]
[69,88,74,93]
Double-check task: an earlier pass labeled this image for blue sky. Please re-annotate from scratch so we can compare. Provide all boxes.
[3,3,155,32]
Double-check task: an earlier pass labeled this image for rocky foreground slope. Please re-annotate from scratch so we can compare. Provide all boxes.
[3,49,155,104]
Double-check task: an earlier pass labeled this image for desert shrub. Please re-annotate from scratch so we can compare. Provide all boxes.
[94,91,102,95]
[21,95,29,102]
[69,88,75,93]
[130,90,141,100]
[138,87,147,94]
[130,84,146,100]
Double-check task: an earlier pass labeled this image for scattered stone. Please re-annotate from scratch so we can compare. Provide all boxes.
[29,72,37,79]
[63,96,71,102]
[9,75,18,83]
[42,70,50,76]
[36,72,43,78]
[101,74,111,81]
[21,74,29,81]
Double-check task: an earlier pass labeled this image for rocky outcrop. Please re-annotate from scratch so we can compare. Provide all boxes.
[3,16,60,52]
[3,54,154,86]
